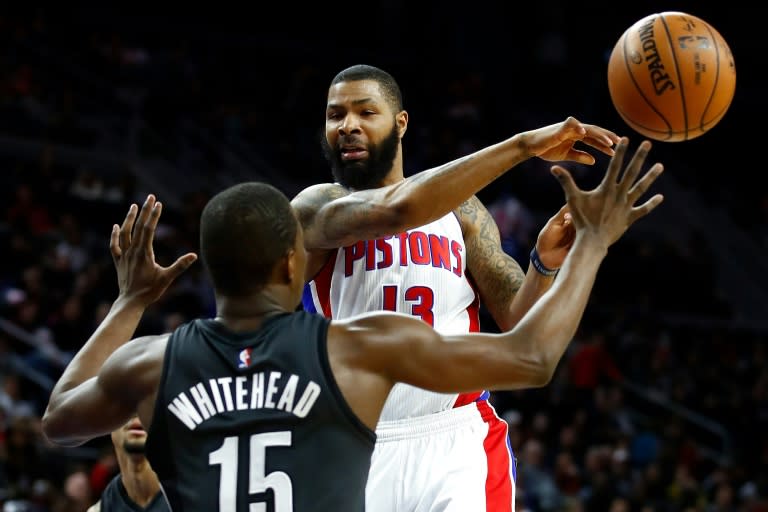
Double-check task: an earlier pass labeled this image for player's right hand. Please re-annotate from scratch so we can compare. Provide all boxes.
[520,116,621,165]
[110,194,198,307]
[550,137,664,249]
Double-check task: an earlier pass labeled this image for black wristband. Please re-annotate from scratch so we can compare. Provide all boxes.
[530,247,559,277]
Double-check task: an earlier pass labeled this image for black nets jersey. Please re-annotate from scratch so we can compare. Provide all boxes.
[97,474,167,512]
[145,312,376,512]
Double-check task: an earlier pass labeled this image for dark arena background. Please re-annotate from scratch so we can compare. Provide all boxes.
[0,3,765,511]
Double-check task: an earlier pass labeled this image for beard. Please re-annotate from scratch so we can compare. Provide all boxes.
[123,440,146,455]
[321,125,400,191]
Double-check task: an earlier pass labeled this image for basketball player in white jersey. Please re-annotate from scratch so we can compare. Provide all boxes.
[292,64,621,512]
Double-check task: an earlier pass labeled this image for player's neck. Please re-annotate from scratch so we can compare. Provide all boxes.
[344,167,404,191]
[215,289,292,332]
[377,169,405,187]
[378,154,405,186]
[121,457,161,506]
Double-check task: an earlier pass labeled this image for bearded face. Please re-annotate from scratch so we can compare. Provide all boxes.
[322,122,400,191]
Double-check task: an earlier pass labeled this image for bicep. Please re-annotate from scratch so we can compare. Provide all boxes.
[341,313,543,394]
[459,197,525,329]
[292,183,405,250]
[42,363,140,446]
[43,336,164,446]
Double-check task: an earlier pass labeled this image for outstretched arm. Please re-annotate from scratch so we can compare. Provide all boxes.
[330,139,663,428]
[43,195,196,446]
[336,234,608,395]
[294,117,619,250]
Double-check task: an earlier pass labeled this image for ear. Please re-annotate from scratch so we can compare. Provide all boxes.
[397,110,408,138]
[284,248,297,285]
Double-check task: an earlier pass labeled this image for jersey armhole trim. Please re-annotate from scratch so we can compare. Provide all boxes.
[148,332,174,437]
[145,330,179,484]
[316,322,377,444]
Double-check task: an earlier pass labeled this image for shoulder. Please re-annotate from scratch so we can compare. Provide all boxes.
[101,334,170,395]
[285,311,331,331]
[291,183,350,221]
[330,311,438,346]
[109,334,171,366]
[291,183,349,208]
[333,310,414,328]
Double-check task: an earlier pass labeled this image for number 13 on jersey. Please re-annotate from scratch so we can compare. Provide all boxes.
[382,285,435,326]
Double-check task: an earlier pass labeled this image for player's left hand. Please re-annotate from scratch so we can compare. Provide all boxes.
[521,116,621,165]
[110,194,198,307]
[533,204,575,270]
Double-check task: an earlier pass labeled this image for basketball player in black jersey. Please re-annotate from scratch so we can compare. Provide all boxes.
[41,137,663,511]
[87,416,168,512]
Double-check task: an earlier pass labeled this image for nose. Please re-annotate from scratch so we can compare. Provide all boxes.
[338,113,361,135]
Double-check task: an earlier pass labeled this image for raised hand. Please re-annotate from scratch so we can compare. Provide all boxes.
[520,116,621,165]
[534,204,575,270]
[550,137,664,250]
[110,194,198,307]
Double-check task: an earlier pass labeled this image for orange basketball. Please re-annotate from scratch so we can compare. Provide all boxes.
[607,12,736,142]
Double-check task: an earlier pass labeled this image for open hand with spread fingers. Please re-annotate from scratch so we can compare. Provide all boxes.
[521,116,622,165]
[550,137,665,250]
[110,194,198,307]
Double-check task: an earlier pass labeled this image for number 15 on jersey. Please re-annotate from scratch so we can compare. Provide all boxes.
[209,431,293,512]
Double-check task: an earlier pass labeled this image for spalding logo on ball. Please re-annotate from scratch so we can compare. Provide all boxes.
[607,12,736,142]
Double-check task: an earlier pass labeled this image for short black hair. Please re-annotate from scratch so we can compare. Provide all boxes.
[200,182,297,296]
[331,64,403,112]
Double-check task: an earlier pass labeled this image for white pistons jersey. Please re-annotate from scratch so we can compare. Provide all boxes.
[302,212,485,421]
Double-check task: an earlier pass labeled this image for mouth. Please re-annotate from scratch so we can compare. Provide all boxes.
[339,144,368,161]
[126,418,145,434]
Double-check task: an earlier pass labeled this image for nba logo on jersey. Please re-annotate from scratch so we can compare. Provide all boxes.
[237,347,252,369]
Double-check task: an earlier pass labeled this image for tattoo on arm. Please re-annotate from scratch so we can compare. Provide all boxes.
[293,184,350,231]
[459,196,525,320]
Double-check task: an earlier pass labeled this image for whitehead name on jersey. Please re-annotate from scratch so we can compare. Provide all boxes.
[303,212,484,421]
[167,370,322,430]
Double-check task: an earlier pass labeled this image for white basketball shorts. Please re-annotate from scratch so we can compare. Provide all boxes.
[365,399,517,512]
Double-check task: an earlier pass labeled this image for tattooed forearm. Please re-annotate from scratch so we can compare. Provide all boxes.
[459,196,525,324]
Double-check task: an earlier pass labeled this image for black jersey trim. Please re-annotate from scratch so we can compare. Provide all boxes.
[116,476,165,512]
[316,320,377,444]
[196,313,291,346]
[145,333,178,486]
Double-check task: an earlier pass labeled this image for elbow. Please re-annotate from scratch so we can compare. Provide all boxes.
[41,409,80,447]
[530,366,555,387]
[375,194,412,233]
[516,349,558,388]
[525,357,555,388]
[511,327,570,388]
[41,410,61,445]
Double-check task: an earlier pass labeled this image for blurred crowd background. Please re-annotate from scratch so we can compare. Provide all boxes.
[0,4,765,512]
